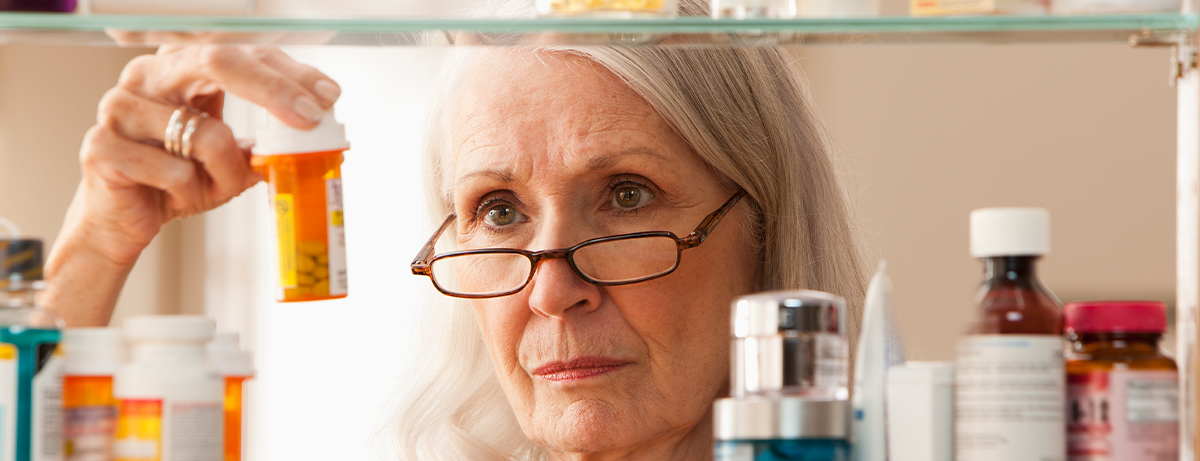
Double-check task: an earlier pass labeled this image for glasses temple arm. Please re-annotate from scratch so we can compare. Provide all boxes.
[680,189,747,249]
[411,214,456,275]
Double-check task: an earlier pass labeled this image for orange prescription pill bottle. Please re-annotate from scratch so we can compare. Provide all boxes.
[205,332,253,461]
[62,328,126,461]
[251,109,350,303]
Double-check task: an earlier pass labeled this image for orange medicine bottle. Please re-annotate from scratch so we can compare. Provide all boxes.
[1064,301,1178,461]
[251,109,350,302]
[62,328,125,461]
[205,332,253,461]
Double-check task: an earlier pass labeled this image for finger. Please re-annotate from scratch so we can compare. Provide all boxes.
[96,88,261,200]
[120,46,326,129]
[185,114,263,199]
[244,46,341,105]
[81,125,209,215]
[96,87,173,144]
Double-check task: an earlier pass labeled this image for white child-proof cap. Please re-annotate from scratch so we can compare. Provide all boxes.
[969,207,1050,257]
[62,328,126,376]
[251,108,350,156]
[123,315,214,343]
[206,331,254,377]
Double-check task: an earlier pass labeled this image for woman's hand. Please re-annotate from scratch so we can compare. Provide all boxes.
[44,45,341,326]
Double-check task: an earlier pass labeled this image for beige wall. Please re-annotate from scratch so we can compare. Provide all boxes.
[0,44,189,325]
[0,35,1182,357]
[798,43,1177,359]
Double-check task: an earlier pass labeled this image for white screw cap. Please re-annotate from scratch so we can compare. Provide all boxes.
[123,315,214,343]
[62,328,126,376]
[206,331,254,377]
[252,108,350,156]
[969,207,1050,258]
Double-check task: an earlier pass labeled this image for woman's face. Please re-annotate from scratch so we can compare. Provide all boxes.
[449,51,758,459]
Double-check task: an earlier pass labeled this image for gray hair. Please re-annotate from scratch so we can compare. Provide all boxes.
[386,1,867,459]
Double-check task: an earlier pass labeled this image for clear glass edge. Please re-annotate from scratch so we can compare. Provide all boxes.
[0,11,1194,34]
[0,11,1194,47]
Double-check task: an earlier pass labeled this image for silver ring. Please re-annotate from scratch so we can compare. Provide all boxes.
[180,112,209,160]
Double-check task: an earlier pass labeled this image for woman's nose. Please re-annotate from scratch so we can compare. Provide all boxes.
[526,257,601,319]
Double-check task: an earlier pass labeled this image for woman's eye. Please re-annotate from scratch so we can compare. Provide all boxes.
[612,185,651,209]
[483,203,522,227]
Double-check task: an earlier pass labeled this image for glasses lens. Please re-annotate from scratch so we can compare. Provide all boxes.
[573,235,679,284]
[430,252,532,297]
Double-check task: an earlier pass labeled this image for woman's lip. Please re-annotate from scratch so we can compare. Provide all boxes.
[532,357,632,382]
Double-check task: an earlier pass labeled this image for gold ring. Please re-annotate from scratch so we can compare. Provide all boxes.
[180,112,209,160]
[165,106,204,158]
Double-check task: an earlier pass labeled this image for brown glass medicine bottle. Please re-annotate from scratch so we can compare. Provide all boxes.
[1064,301,1178,461]
[956,207,1066,461]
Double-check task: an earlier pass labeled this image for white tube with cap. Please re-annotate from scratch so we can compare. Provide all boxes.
[851,261,906,461]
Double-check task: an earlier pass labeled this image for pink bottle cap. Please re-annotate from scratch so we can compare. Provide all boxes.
[1064,301,1168,334]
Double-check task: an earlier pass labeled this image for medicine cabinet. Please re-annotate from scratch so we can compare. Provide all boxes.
[1,6,1198,459]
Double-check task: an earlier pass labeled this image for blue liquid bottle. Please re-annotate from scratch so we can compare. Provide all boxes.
[713,291,852,461]
[0,238,64,461]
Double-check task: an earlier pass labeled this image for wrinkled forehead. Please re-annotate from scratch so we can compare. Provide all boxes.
[439,48,674,197]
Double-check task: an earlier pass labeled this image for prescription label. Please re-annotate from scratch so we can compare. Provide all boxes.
[31,347,61,461]
[113,400,159,461]
[956,335,1065,461]
[1068,370,1177,461]
[64,376,116,461]
[273,193,297,288]
[325,179,348,296]
[114,400,222,461]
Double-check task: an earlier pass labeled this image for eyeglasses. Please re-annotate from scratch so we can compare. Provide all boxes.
[411,190,746,299]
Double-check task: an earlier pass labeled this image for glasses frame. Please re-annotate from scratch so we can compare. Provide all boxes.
[411,189,747,299]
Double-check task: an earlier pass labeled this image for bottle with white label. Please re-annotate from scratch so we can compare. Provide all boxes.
[0,238,64,461]
[251,108,350,303]
[955,207,1065,461]
[1064,301,1178,461]
[113,316,223,461]
[62,328,125,461]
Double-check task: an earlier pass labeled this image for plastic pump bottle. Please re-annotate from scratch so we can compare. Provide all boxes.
[62,328,125,461]
[206,332,253,461]
[0,237,64,461]
[251,109,350,303]
[113,316,223,461]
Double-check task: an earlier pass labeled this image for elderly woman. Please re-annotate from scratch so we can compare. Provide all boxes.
[41,0,866,459]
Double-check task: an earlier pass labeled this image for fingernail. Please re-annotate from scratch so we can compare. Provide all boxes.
[293,96,323,123]
[313,79,341,103]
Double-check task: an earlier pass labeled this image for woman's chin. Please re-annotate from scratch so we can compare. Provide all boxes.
[529,399,648,454]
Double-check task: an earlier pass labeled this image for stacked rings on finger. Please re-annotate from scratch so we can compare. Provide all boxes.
[164,107,208,159]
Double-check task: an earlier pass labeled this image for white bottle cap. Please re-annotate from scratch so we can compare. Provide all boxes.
[123,315,214,343]
[969,207,1050,257]
[251,108,350,156]
[62,327,126,376]
[206,331,254,377]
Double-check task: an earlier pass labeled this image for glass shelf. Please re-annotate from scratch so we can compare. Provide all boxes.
[0,11,1195,47]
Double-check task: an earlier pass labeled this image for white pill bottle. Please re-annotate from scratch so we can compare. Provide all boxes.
[113,316,224,461]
